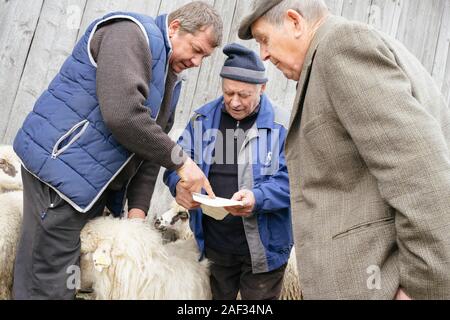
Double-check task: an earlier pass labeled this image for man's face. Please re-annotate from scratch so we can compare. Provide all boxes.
[168,20,215,74]
[222,78,265,121]
[251,13,307,81]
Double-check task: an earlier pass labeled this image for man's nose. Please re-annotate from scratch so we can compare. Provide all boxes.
[230,95,240,107]
[191,55,202,67]
[260,46,270,61]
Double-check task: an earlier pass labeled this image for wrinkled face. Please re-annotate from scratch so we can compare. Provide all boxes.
[168,21,216,74]
[251,14,307,81]
[222,79,265,121]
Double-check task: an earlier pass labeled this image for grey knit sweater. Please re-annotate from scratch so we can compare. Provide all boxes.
[90,19,186,213]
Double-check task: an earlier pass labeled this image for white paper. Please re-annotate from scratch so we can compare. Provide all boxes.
[199,206,229,221]
[192,193,244,207]
[192,193,244,221]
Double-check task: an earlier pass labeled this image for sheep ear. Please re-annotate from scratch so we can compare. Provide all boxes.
[92,242,112,272]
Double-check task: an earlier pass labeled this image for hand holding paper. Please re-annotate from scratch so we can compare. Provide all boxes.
[192,193,244,220]
[192,189,256,220]
[225,190,256,217]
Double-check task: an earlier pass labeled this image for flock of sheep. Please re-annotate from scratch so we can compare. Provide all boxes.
[0,145,300,300]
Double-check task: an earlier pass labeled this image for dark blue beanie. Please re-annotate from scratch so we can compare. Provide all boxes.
[220,43,268,84]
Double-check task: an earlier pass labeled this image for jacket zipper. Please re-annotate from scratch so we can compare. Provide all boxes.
[234,121,240,140]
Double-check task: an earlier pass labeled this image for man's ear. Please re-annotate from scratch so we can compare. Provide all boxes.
[168,19,181,38]
[286,9,305,39]
[260,83,267,95]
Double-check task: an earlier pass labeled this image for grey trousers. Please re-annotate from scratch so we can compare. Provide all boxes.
[13,167,107,300]
[205,246,287,300]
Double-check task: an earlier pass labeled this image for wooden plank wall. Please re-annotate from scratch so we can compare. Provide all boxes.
[1,0,449,215]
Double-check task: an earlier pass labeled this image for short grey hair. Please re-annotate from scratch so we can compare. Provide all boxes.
[260,0,329,25]
[168,1,223,47]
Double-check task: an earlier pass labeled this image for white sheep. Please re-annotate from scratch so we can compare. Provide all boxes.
[155,201,302,300]
[280,247,302,300]
[0,191,24,300]
[80,216,211,300]
[0,145,24,300]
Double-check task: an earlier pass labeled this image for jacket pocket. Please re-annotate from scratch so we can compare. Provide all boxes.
[330,218,398,299]
[51,120,89,159]
[302,112,332,135]
[46,185,64,210]
[332,217,395,240]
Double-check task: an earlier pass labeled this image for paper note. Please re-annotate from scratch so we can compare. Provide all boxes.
[192,193,244,221]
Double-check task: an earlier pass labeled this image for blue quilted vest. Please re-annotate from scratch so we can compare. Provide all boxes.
[14,12,181,214]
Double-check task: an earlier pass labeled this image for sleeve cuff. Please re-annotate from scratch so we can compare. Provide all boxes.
[164,171,182,197]
[127,204,150,216]
[252,188,264,214]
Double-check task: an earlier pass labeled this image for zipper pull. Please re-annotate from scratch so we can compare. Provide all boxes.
[265,152,273,166]
[234,121,240,140]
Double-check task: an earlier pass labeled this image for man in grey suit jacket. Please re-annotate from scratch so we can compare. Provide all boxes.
[239,0,450,300]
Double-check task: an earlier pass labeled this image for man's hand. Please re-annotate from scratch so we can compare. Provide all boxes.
[177,157,215,198]
[176,181,201,210]
[128,208,146,220]
[395,288,412,300]
[224,189,256,217]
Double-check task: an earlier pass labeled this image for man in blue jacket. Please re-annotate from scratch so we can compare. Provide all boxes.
[12,1,222,300]
[164,43,293,300]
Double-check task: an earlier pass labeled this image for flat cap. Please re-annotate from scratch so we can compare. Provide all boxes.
[238,0,284,40]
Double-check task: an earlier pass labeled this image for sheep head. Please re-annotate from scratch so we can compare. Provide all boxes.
[154,202,193,243]
[154,202,189,231]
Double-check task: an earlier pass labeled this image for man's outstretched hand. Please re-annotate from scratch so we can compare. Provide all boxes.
[176,157,215,198]
[176,182,201,210]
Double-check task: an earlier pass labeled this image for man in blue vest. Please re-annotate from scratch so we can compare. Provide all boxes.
[164,43,293,300]
[12,1,222,300]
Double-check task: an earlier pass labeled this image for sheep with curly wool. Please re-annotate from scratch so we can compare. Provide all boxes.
[0,191,23,300]
[0,145,24,300]
[280,247,302,300]
[80,216,211,300]
[155,201,302,300]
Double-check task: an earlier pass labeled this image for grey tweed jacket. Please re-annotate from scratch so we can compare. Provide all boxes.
[285,15,450,300]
